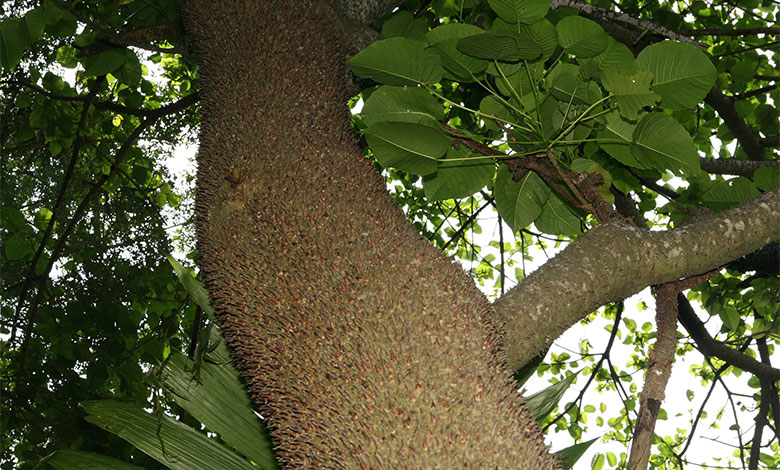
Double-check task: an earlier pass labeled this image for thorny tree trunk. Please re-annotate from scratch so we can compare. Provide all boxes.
[180,0,780,467]
[181,1,561,468]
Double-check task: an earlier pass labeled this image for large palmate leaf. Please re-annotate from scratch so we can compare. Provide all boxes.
[163,352,279,469]
[488,0,550,25]
[362,85,444,127]
[349,37,442,86]
[457,31,541,61]
[422,146,495,200]
[364,122,450,175]
[632,112,699,175]
[636,41,717,110]
[535,193,582,237]
[495,166,550,233]
[82,48,127,77]
[82,401,257,470]
[601,68,660,120]
[556,16,610,58]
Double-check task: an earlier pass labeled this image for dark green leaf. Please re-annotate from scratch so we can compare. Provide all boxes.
[535,193,582,237]
[382,11,428,40]
[362,85,444,127]
[555,437,599,469]
[41,449,144,470]
[525,372,578,422]
[495,166,550,233]
[422,146,495,200]
[602,68,660,120]
[699,177,759,210]
[488,0,549,25]
[349,37,442,86]
[82,48,127,77]
[598,111,644,168]
[457,31,541,61]
[168,255,216,321]
[364,122,450,175]
[1,18,27,71]
[5,234,32,260]
[753,166,780,190]
[556,16,609,58]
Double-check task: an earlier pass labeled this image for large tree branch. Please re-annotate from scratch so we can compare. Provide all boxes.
[705,89,771,161]
[699,157,780,177]
[495,184,780,370]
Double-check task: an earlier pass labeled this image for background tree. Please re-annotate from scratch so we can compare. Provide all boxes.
[1,0,778,469]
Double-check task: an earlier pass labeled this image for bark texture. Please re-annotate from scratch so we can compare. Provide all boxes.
[496,184,780,370]
[180,1,561,468]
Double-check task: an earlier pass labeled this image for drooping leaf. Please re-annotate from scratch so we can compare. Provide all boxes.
[349,37,443,86]
[457,31,541,61]
[495,166,550,233]
[632,112,700,175]
[535,193,582,237]
[488,0,550,25]
[601,68,660,120]
[422,146,495,200]
[362,85,444,127]
[555,437,600,469]
[162,352,279,469]
[40,450,144,470]
[364,122,450,175]
[167,255,216,321]
[598,111,644,168]
[556,16,609,58]
[82,401,257,470]
[524,372,579,422]
[382,10,428,40]
[0,17,27,71]
[635,41,717,110]
[82,48,127,77]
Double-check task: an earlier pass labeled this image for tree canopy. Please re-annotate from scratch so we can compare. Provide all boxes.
[1,0,778,469]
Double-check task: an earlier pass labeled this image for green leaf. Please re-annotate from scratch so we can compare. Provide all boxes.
[579,38,634,79]
[525,372,578,422]
[422,146,494,200]
[457,31,541,61]
[598,111,644,168]
[5,234,32,260]
[518,19,558,60]
[556,16,609,58]
[718,304,740,331]
[167,255,216,321]
[382,11,428,40]
[495,61,543,98]
[364,122,450,175]
[82,48,127,77]
[426,23,485,44]
[602,68,660,120]
[1,17,27,71]
[555,437,599,469]
[34,208,53,231]
[535,193,582,237]
[548,63,600,105]
[163,352,279,469]
[636,41,717,110]
[495,166,550,233]
[753,166,780,190]
[349,37,442,86]
[632,112,700,175]
[24,6,47,42]
[488,0,549,25]
[432,39,490,81]
[592,453,606,470]
[699,177,759,210]
[82,401,257,470]
[362,85,444,127]
[41,449,145,470]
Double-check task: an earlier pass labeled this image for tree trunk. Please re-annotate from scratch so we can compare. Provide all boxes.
[180,1,561,467]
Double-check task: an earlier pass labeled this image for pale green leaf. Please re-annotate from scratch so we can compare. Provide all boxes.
[167,255,216,321]
[602,68,660,120]
[364,122,450,175]
[82,401,257,470]
[636,41,717,110]
[556,16,609,58]
[349,37,442,86]
[632,113,700,175]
